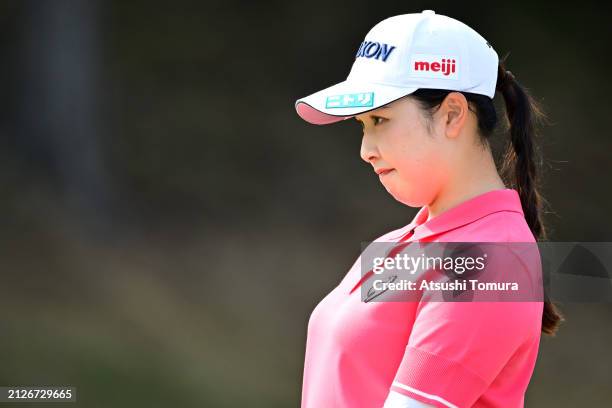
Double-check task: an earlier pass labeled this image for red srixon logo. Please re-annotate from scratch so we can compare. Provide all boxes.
[410,54,459,80]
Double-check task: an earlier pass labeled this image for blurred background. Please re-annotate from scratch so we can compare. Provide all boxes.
[0,1,610,407]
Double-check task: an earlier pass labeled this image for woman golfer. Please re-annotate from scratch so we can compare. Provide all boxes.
[294,10,563,408]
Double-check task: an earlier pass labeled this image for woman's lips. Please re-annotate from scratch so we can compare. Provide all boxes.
[376,168,393,176]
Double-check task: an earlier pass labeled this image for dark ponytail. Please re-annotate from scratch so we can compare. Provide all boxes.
[495,58,564,336]
[409,56,564,336]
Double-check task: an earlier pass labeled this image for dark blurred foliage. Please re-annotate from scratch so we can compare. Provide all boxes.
[0,0,610,406]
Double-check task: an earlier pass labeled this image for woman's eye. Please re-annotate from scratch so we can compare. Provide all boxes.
[356,117,385,130]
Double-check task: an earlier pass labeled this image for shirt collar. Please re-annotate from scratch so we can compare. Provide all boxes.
[401,188,524,242]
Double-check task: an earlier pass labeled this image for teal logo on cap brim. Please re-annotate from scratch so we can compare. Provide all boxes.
[325,92,374,109]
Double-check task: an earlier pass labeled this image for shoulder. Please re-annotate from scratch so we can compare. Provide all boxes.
[453,210,536,243]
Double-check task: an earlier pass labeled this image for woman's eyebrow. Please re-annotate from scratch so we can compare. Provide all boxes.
[355,107,392,122]
[359,107,390,118]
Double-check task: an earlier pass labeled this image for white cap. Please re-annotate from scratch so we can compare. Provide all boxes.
[295,10,499,125]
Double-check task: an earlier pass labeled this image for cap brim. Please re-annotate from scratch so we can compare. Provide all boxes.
[295,80,418,125]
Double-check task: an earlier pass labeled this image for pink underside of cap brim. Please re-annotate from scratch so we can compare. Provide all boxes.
[296,102,350,125]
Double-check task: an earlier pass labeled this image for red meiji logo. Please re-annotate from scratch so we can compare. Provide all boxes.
[409,54,459,80]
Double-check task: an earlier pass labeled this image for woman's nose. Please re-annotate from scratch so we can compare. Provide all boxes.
[360,133,379,163]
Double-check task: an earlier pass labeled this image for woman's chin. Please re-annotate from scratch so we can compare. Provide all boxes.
[383,184,428,208]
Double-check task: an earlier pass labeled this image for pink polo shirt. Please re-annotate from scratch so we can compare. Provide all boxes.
[301,188,543,408]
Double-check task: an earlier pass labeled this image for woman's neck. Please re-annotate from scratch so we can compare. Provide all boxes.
[426,151,506,221]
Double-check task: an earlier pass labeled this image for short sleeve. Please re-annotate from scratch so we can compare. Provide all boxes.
[391,244,542,407]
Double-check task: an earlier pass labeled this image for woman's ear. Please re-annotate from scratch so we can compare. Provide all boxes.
[441,92,468,139]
